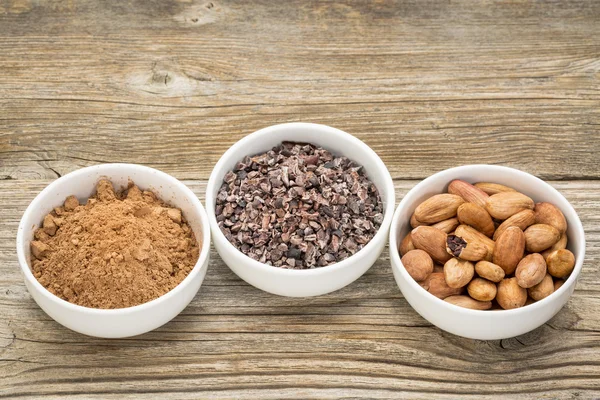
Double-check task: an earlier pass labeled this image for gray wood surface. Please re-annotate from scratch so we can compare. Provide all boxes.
[1,0,599,398]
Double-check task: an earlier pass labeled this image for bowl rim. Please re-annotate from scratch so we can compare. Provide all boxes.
[16,163,211,315]
[389,164,586,315]
[205,122,396,276]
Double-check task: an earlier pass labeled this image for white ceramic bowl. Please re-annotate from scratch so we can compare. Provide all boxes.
[389,165,585,340]
[206,123,395,297]
[16,164,211,338]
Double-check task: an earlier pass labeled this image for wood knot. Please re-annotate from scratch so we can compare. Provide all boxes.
[174,1,222,26]
[127,60,216,97]
[151,71,172,86]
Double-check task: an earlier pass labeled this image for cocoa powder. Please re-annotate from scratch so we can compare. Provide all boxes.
[30,179,200,309]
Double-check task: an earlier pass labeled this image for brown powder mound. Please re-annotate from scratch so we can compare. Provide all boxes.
[30,179,201,309]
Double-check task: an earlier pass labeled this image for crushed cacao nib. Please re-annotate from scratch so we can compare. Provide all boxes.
[216,141,384,269]
[447,235,467,257]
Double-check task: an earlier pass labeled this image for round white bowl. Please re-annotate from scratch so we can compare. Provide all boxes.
[206,123,395,297]
[389,165,585,340]
[16,164,211,338]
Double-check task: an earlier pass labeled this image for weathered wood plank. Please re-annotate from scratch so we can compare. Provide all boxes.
[1,99,599,181]
[2,0,600,398]
[0,179,599,398]
[1,0,599,180]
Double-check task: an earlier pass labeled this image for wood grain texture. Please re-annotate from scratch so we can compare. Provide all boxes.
[1,0,599,180]
[1,180,600,399]
[1,0,600,398]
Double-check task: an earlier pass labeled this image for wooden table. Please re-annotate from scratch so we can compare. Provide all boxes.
[1,0,599,398]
